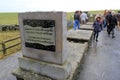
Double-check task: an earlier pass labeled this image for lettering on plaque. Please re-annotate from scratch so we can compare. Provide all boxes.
[23,19,55,52]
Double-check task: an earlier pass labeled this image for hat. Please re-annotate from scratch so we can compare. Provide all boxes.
[96,16,101,19]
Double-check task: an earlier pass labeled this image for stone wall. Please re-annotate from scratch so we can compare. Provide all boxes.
[87,14,96,22]
[0,25,19,31]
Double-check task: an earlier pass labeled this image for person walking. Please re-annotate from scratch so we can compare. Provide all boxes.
[102,10,108,29]
[80,12,88,24]
[92,16,103,42]
[73,11,80,30]
[106,11,117,38]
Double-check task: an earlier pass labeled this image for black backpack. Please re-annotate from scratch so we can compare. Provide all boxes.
[107,14,112,22]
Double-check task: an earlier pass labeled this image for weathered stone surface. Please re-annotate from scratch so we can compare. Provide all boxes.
[12,68,52,80]
[67,29,93,42]
[12,42,88,80]
[18,57,72,80]
[80,25,93,30]
[67,42,88,80]
[19,12,67,64]
[86,22,93,25]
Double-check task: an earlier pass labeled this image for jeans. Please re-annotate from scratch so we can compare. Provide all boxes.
[103,19,107,28]
[93,31,99,40]
[73,20,80,30]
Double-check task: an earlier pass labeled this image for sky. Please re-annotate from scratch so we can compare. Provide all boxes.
[0,0,120,12]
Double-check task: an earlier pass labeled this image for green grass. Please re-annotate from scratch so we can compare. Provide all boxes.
[67,12,74,21]
[0,13,18,25]
[88,10,119,14]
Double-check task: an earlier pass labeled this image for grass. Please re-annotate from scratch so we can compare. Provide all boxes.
[0,13,18,25]
[0,31,21,59]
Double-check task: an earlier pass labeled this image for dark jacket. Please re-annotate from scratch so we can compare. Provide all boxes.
[74,13,80,21]
[106,14,117,26]
[93,21,102,32]
[116,13,120,21]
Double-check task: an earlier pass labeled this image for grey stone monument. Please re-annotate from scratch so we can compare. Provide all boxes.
[13,12,71,80]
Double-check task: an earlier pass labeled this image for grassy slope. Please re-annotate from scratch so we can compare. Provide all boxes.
[0,13,18,25]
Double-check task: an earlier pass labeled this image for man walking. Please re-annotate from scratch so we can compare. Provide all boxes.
[73,11,80,30]
[106,11,117,38]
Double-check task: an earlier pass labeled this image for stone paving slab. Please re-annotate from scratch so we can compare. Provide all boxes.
[67,42,88,80]
[86,22,93,25]
[67,29,93,42]
[0,52,22,80]
[80,25,93,30]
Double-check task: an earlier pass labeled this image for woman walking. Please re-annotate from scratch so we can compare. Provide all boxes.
[92,16,103,42]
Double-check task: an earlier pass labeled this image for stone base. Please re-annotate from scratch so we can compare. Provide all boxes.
[13,57,72,80]
[12,68,52,80]
[12,42,89,80]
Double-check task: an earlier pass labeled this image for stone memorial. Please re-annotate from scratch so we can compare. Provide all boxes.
[13,12,72,80]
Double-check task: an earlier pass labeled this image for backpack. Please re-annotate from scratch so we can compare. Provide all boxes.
[106,14,112,23]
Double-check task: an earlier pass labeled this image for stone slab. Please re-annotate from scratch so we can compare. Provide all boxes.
[80,25,93,30]
[12,68,52,80]
[12,42,88,80]
[67,42,88,80]
[17,57,71,80]
[19,12,67,64]
[86,22,93,25]
[67,29,93,42]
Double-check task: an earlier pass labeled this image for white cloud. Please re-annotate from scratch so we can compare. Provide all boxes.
[0,0,120,12]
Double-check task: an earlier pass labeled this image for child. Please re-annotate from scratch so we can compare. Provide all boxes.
[92,16,102,42]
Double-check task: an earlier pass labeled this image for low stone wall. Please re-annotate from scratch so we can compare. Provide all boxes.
[87,14,96,22]
[0,25,19,31]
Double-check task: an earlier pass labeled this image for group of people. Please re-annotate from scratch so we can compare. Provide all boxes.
[93,10,120,42]
[73,10,88,30]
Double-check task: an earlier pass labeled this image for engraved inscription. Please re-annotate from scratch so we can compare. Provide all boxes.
[23,19,55,52]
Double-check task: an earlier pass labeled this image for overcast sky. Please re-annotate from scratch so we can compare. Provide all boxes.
[0,0,120,12]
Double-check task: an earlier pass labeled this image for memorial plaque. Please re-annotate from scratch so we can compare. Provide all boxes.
[23,19,55,51]
[19,12,67,64]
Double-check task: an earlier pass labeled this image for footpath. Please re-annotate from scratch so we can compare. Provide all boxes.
[78,29,120,80]
[0,52,22,80]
